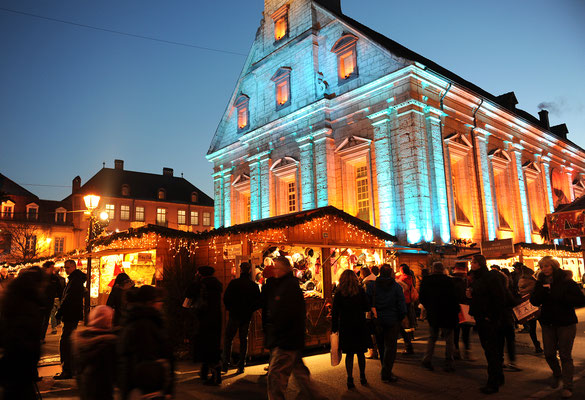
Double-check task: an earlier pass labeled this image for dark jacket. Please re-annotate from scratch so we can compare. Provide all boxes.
[43,273,64,311]
[263,272,305,350]
[189,275,223,363]
[106,285,127,326]
[365,276,407,327]
[73,327,117,400]
[223,275,261,321]
[57,268,86,322]
[530,268,585,326]
[331,288,371,353]
[469,267,513,323]
[451,273,469,305]
[419,274,460,328]
[118,305,174,398]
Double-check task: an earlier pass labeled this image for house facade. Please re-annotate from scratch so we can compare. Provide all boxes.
[207,0,585,246]
[68,160,214,249]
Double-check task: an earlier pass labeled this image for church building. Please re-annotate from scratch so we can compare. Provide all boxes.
[207,0,585,246]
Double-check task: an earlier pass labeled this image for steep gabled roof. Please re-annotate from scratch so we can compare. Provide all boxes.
[0,173,38,199]
[67,168,213,207]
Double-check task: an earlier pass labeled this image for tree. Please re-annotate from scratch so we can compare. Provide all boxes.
[0,222,50,264]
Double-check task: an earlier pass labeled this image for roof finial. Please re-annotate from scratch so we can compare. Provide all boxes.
[181,172,184,178]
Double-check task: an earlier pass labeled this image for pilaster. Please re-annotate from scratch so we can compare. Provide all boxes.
[247,151,271,221]
[313,128,335,208]
[541,156,555,214]
[222,167,234,228]
[296,134,316,210]
[510,144,532,243]
[474,129,496,240]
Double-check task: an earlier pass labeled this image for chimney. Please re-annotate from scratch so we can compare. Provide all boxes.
[114,159,124,170]
[163,167,174,177]
[550,124,569,140]
[72,176,81,193]
[538,110,550,130]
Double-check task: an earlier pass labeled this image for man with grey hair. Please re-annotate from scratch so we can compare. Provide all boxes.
[419,262,460,372]
[262,257,324,400]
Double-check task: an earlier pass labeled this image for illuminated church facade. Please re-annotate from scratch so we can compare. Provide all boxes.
[207,0,585,246]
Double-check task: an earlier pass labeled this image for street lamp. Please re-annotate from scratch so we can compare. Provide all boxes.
[83,194,101,324]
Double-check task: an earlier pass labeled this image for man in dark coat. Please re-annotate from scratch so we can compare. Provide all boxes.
[419,262,460,372]
[468,254,513,394]
[40,261,63,341]
[222,262,261,374]
[0,266,46,399]
[365,264,407,383]
[55,259,86,379]
[263,257,324,400]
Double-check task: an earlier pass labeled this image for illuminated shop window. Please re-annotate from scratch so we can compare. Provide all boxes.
[356,166,370,223]
[272,4,289,42]
[54,237,65,255]
[105,204,115,220]
[178,210,186,225]
[331,34,359,83]
[190,211,199,225]
[156,208,167,226]
[234,94,250,132]
[120,205,130,221]
[135,206,145,222]
[271,67,292,110]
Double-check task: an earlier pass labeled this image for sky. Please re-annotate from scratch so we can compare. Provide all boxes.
[1,0,584,201]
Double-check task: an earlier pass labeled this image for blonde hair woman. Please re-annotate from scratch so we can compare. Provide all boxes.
[530,256,585,398]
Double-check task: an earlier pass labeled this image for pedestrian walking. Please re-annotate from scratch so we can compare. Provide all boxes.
[498,267,521,372]
[222,262,261,374]
[419,262,459,372]
[73,305,117,400]
[451,262,475,360]
[515,263,542,353]
[0,266,46,400]
[361,266,378,359]
[331,269,371,389]
[530,256,585,399]
[263,257,324,400]
[118,285,174,399]
[54,259,86,380]
[185,266,223,385]
[396,264,416,354]
[366,264,407,383]
[468,254,513,394]
[106,272,134,326]
[40,261,63,341]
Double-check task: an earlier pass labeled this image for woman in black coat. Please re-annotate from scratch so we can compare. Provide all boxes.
[331,269,371,389]
[106,273,134,326]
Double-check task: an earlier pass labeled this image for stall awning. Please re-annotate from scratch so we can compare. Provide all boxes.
[546,195,585,239]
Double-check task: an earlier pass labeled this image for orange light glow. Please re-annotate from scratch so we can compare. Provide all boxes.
[276,80,289,105]
[238,107,248,129]
[275,17,287,41]
[339,52,355,79]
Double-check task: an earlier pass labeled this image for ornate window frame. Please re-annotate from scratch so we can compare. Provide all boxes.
[272,4,289,43]
[270,157,299,215]
[331,33,359,84]
[232,174,252,224]
[489,149,514,232]
[234,94,250,133]
[523,161,545,233]
[271,67,292,110]
[444,132,474,227]
[26,202,39,221]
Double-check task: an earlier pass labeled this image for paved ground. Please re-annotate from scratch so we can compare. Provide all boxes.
[38,309,585,399]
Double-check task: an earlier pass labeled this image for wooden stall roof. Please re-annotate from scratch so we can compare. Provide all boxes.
[90,206,398,247]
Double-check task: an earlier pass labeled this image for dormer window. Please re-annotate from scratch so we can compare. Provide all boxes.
[271,67,292,110]
[55,207,67,223]
[158,189,166,200]
[331,34,359,83]
[121,184,130,196]
[234,94,250,132]
[272,5,289,42]
[1,200,14,219]
[191,192,198,203]
[26,203,39,221]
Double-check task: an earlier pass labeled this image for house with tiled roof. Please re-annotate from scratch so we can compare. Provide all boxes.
[207,0,585,247]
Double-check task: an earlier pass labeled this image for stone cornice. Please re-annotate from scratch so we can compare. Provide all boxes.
[246,150,272,163]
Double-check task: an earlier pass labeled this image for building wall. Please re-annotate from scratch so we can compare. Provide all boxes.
[208,0,585,246]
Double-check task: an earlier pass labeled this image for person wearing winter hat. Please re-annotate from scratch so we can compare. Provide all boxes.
[73,305,117,400]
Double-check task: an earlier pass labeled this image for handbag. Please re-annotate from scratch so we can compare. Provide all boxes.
[330,332,342,366]
[513,297,540,324]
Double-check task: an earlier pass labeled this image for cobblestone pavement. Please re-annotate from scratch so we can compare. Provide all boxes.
[38,309,585,399]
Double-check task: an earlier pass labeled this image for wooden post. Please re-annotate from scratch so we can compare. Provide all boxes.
[321,247,332,302]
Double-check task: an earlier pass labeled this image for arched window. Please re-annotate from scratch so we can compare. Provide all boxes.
[191,192,198,203]
[121,184,130,196]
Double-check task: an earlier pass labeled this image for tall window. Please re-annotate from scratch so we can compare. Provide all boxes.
[135,206,145,222]
[178,210,186,225]
[524,163,545,233]
[203,212,211,226]
[490,149,514,231]
[120,205,130,221]
[287,182,296,213]
[331,34,359,83]
[272,4,289,42]
[235,94,250,132]
[105,204,115,220]
[271,67,291,110]
[27,205,38,220]
[156,208,167,226]
[451,160,472,224]
[54,237,65,255]
[1,201,14,219]
[190,211,199,226]
[246,197,251,222]
[356,166,370,222]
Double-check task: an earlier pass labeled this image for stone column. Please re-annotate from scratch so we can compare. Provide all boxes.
[313,128,335,208]
[511,144,532,243]
[297,134,316,210]
[541,157,555,214]
[212,171,224,228]
[474,129,497,240]
[259,152,272,219]
[368,110,396,236]
[248,156,261,221]
[222,167,234,228]
[425,106,451,243]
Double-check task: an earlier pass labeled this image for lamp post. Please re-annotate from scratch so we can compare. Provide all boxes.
[83,194,101,324]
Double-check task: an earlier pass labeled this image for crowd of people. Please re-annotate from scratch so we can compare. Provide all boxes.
[0,253,584,400]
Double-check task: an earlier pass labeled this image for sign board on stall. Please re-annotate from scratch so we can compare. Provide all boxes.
[546,211,585,240]
[224,244,243,260]
[138,253,152,263]
[481,238,514,259]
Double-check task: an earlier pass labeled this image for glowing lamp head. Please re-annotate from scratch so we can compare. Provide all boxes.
[83,194,100,211]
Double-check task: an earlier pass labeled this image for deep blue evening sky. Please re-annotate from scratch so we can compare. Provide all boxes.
[1,0,584,201]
